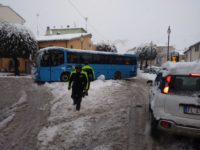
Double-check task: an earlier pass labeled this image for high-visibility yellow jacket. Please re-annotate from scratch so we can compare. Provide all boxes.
[82,65,95,81]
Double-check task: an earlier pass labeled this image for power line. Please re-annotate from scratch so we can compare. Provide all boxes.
[67,0,107,40]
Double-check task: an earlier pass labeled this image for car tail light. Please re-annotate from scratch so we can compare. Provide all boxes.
[166,75,171,83]
[162,75,171,94]
[163,86,169,94]
[160,120,172,129]
[190,73,200,77]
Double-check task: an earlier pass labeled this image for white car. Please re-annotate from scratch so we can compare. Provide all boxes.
[148,61,200,137]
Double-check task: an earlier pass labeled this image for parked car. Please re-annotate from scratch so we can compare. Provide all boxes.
[148,62,200,137]
[143,68,157,74]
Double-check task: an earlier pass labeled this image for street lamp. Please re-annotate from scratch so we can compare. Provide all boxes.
[167,26,171,61]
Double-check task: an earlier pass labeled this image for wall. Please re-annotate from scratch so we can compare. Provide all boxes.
[185,43,200,62]
[38,35,95,50]
[0,6,25,24]
[0,58,29,73]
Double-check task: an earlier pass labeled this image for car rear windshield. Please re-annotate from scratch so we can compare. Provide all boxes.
[169,75,200,93]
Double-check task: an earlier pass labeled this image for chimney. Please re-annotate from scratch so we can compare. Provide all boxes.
[46,26,51,35]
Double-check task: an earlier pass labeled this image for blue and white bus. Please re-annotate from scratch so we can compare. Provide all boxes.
[34,47,137,82]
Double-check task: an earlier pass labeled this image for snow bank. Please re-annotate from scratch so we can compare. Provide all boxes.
[37,79,124,150]
[0,73,32,78]
[0,114,15,130]
[0,91,27,130]
[138,70,156,80]
[37,125,59,146]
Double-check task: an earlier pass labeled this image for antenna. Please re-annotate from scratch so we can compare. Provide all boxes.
[85,17,88,32]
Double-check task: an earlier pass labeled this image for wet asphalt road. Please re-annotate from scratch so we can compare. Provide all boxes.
[0,77,52,150]
[126,78,200,150]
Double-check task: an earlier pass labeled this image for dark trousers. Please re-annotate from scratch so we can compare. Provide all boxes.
[71,87,83,111]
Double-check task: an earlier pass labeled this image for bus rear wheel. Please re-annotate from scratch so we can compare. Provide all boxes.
[60,72,70,82]
[114,71,122,80]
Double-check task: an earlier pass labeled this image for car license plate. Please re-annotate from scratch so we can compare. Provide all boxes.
[183,105,200,115]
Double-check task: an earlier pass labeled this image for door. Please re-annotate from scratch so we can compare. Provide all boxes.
[50,50,65,81]
[39,51,51,81]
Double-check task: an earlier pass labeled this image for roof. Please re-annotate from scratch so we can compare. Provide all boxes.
[36,33,91,42]
[46,27,87,35]
[39,46,136,57]
[161,61,200,76]
[184,41,200,53]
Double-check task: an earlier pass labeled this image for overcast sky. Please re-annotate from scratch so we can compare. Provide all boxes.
[1,0,200,53]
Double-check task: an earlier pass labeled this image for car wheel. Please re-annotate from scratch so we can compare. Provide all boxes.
[60,72,70,82]
[149,111,159,138]
[114,71,122,80]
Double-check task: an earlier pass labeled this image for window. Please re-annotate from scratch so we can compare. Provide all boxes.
[67,52,81,63]
[195,44,199,52]
[51,50,64,66]
[169,76,200,93]
[40,50,64,67]
[67,51,136,65]
[41,51,51,67]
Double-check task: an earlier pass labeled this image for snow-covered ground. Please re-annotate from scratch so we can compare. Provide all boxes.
[37,77,125,150]
[0,71,155,150]
[36,72,155,150]
[138,70,156,81]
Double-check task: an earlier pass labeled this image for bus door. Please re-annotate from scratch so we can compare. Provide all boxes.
[39,51,51,81]
[50,50,65,81]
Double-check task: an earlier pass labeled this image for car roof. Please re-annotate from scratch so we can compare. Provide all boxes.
[160,61,200,76]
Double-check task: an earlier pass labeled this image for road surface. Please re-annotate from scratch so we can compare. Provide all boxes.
[0,77,199,150]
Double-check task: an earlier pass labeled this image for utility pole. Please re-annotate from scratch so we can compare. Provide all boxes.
[167,26,171,61]
[36,13,39,36]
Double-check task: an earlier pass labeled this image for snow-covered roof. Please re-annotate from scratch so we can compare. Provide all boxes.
[36,33,90,42]
[161,61,200,76]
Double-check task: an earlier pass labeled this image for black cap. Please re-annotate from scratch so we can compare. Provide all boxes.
[75,64,82,69]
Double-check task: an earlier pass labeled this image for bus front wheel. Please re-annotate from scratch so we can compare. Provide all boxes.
[60,72,70,82]
[114,71,122,80]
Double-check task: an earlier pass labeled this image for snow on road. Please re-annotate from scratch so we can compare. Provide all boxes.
[36,72,155,150]
[0,90,27,130]
[37,78,128,150]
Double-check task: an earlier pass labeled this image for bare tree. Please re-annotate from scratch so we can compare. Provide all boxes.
[135,43,157,70]
[96,42,117,53]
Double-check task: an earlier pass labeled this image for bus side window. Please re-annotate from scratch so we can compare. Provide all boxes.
[41,53,50,67]
[51,51,64,66]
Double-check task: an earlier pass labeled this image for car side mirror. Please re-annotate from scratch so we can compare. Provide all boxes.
[147,80,153,86]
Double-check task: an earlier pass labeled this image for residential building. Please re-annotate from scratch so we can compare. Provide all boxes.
[154,46,176,66]
[37,27,96,50]
[184,41,200,62]
[0,4,29,73]
[0,4,25,24]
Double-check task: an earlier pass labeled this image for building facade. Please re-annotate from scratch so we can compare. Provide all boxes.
[154,46,176,66]
[0,4,29,73]
[184,41,200,62]
[37,27,96,50]
[0,4,25,24]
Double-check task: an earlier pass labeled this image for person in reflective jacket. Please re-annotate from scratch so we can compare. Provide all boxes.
[68,65,88,111]
[82,63,95,96]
